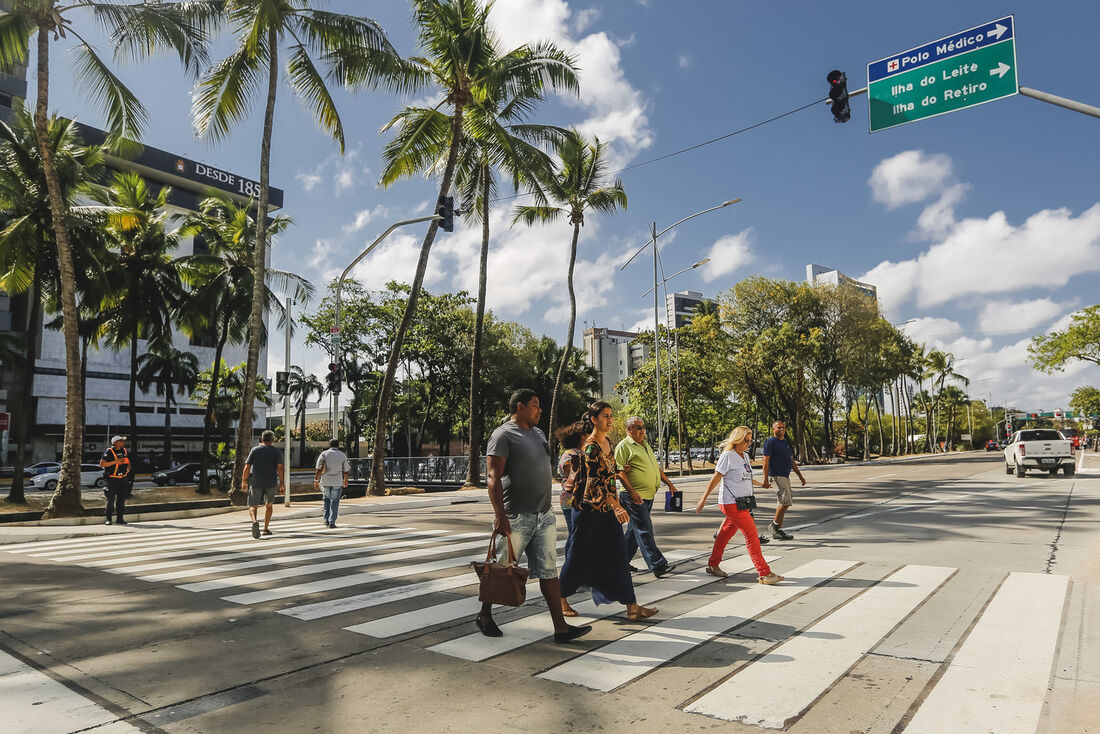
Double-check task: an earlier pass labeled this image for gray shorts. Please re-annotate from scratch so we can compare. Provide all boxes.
[248,484,277,506]
[494,510,558,580]
[773,476,793,507]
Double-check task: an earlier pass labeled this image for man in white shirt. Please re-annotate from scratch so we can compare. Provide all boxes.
[314,439,350,528]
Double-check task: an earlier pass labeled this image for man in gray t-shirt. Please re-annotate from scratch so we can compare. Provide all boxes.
[475,388,589,645]
[485,421,552,515]
[242,430,284,539]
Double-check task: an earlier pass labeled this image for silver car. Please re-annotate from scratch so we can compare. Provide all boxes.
[29,464,108,492]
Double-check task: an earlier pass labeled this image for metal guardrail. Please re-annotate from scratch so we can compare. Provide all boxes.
[348,456,486,485]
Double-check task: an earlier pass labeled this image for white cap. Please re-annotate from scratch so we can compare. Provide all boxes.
[111,435,127,444]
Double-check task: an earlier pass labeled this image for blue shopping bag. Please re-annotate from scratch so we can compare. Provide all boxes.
[664,490,683,512]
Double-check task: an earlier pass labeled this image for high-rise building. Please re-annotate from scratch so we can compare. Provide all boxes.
[806,264,878,301]
[665,290,713,329]
[583,327,650,399]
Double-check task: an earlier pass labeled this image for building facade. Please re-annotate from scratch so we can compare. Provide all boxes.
[583,327,650,399]
[0,101,284,463]
[806,264,879,301]
[665,290,713,329]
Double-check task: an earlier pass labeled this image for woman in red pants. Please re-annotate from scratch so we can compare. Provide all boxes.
[695,425,784,584]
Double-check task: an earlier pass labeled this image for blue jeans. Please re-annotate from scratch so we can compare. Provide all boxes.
[620,493,668,571]
[562,506,576,559]
[494,510,558,579]
[322,485,342,524]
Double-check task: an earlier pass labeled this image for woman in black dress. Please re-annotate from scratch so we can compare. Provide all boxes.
[559,402,658,620]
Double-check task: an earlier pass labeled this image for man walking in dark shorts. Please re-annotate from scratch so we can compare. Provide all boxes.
[761,421,806,540]
[476,388,590,644]
[242,430,284,539]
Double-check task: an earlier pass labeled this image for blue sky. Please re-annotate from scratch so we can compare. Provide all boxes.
[41,0,1100,410]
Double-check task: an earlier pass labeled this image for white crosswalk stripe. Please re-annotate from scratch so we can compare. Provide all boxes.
[683,563,955,727]
[903,572,1069,734]
[536,558,850,690]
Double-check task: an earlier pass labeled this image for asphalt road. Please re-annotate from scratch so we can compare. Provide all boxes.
[0,452,1096,734]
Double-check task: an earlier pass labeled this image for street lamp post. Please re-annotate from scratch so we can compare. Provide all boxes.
[284,296,293,507]
[642,258,711,475]
[332,214,441,441]
[621,198,742,467]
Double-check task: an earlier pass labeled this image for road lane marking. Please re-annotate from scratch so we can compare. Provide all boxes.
[903,572,1069,734]
[430,554,782,663]
[178,535,485,593]
[3,518,317,553]
[132,531,464,582]
[339,549,706,635]
[685,563,954,727]
[92,527,428,572]
[537,558,851,691]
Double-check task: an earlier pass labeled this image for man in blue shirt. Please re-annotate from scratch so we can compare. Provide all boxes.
[761,421,805,540]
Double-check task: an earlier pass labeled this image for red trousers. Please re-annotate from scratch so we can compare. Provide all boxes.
[708,504,771,576]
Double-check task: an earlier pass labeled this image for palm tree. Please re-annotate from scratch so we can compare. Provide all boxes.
[375,0,578,495]
[0,0,216,516]
[192,0,404,500]
[179,194,309,493]
[136,345,200,464]
[93,171,186,453]
[452,82,572,486]
[0,107,105,504]
[286,365,324,465]
[514,132,627,454]
[924,349,968,449]
[192,360,271,445]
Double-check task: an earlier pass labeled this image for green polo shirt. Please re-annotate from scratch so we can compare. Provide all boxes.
[615,436,660,500]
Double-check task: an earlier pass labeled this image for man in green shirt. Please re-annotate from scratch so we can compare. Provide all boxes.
[615,416,679,578]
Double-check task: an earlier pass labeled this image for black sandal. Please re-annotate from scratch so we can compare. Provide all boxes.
[475,615,503,637]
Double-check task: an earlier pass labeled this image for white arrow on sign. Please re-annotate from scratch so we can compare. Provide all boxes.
[990,62,1011,79]
[988,23,1008,41]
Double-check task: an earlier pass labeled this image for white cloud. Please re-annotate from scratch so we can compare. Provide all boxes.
[901,317,963,343]
[678,54,691,69]
[489,0,653,168]
[293,148,368,196]
[977,298,1065,335]
[573,7,600,33]
[869,150,953,209]
[342,205,394,234]
[296,170,322,192]
[701,230,755,283]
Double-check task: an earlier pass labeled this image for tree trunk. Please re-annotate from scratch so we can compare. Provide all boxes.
[297,400,307,468]
[37,29,84,518]
[875,389,886,457]
[198,313,229,494]
[465,163,490,487]
[548,220,580,465]
[231,30,278,503]
[6,278,41,504]
[368,99,466,496]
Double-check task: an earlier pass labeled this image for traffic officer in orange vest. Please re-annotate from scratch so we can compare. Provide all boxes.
[99,435,133,525]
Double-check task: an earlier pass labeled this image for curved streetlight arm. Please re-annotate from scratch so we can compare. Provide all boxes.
[619,198,742,271]
[641,258,712,298]
[331,213,441,440]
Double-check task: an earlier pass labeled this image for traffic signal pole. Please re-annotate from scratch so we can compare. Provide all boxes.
[284,296,292,507]
[332,214,442,442]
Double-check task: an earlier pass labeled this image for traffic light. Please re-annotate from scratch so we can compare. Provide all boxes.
[275,371,289,396]
[437,195,454,232]
[326,361,341,392]
[827,70,851,123]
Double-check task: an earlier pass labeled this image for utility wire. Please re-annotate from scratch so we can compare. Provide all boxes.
[488,95,827,204]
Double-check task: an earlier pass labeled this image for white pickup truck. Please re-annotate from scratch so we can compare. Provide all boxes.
[1003,429,1076,477]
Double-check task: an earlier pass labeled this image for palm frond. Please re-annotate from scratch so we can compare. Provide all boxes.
[512,204,564,227]
[378,106,452,187]
[0,10,34,68]
[71,30,149,140]
[191,34,265,142]
[93,0,220,77]
[284,39,344,151]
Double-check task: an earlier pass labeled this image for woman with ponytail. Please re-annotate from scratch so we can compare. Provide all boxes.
[559,402,658,620]
[695,426,784,584]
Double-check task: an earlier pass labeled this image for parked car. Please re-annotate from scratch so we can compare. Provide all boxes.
[151,462,202,486]
[23,461,61,478]
[193,468,222,488]
[29,464,107,492]
[1003,429,1075,477]
[985,439,1000,452]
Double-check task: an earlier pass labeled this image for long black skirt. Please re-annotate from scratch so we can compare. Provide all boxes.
[559,508,637,606]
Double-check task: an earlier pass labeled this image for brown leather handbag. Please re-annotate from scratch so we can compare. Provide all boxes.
[471,530,529,606]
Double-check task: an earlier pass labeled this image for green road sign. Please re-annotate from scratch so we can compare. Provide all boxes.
[868,16,1018,133]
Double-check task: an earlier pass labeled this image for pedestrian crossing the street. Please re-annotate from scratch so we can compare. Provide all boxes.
[0,520,1071,732]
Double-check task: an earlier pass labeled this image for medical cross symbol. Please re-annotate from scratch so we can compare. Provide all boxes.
[887,59,900,72]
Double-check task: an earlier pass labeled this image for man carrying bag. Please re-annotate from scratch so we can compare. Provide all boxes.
[473,388,591,644]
